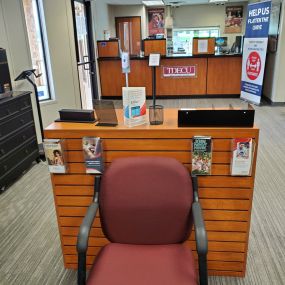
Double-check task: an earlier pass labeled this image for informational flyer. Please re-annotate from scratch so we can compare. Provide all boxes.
[241,1,272,105]
[123,87,147,127]
[231,138,253,176]
[198,39,208,53]
[43,139,67,174]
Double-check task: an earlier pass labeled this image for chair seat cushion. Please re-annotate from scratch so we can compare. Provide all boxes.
[87,243,197,285]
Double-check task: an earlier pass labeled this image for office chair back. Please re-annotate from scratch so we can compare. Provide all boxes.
[99,157,193,245]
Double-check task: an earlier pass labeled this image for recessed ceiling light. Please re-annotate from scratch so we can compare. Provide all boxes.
[142,1,165,6]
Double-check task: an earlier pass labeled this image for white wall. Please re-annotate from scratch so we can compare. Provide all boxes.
[0,0,81,142]
[109,5,147,39]
[172,3,247,47]
[268,2,285,102]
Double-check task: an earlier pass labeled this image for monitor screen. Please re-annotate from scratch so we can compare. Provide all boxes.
[215,37,228,47]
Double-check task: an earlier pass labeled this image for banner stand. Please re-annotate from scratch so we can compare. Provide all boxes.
[240,0,272,105]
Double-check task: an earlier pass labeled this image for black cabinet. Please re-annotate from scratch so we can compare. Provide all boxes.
[0,91,40,192]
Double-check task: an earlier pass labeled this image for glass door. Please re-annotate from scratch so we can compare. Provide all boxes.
[72,0,98,109]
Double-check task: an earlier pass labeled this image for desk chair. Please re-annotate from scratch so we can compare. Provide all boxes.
[77,157,208,285]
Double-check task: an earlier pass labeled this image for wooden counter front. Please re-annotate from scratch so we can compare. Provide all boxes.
[98,55,242,97]
[44,109,259,278]
[156,58,207,96]
[207,57,242,95]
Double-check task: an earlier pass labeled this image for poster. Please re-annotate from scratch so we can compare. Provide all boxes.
[225,6,243,34]
[148,8,165,36]
[241,1,271,104]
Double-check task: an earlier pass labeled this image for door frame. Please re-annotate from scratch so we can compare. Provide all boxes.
[71,0,99,103]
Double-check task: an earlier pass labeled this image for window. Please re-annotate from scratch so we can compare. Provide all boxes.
[173,27,220,55]
[23,0,53,101]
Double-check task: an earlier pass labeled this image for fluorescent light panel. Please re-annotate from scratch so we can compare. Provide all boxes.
[209,0,228,2]
[142,1,165,6]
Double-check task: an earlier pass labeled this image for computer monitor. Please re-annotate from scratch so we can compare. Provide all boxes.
[215,37,228,48]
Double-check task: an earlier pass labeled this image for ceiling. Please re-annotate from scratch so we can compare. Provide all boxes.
[106,0,247,5]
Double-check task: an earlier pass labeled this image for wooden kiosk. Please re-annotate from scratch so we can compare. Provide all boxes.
[44,109,259,277]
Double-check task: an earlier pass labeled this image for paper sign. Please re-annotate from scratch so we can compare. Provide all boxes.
[149,53,161,67]
[198,40,208,53]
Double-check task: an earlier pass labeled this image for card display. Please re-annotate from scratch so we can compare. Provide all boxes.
[231,138,253,176]
[192,136,212,175]
[43,139,67,174]
[82,137,104,174]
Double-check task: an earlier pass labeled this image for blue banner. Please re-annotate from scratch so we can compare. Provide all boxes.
[245,1,271,38]
[241,1,271,105]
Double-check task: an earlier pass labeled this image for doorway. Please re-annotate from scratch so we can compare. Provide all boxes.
[115,16,142,56]
[72,0,98,109]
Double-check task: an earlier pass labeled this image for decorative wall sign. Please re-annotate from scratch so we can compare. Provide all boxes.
[148,8,165,36]
[241,1,271,105]
[162,65,197,78]
[225,6,243,34]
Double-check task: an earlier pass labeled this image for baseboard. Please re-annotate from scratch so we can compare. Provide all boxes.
[262,96,285,106]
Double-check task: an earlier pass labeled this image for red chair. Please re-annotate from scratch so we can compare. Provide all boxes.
[77,157,208,285]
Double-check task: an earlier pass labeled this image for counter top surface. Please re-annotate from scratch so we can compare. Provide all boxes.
[45,109,258,135]
[98,53,242,61]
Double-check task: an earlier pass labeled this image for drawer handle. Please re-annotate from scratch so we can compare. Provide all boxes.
[22,135,27,140]
[6,109,11,114]
[3,165,8,171]
[0,149,5,155]
[25,149,29,154]
[20,119,25,124]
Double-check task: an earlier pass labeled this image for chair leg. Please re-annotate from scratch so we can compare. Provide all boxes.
[198,254,208,285]
[78,253,86,285]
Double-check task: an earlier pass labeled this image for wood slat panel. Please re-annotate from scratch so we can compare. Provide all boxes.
[66,138,233,151]
[56,196,250,220]
[54,186,94,196]
[53,175,253,188]
[61,227,105,237]
[204,221,248,232]
[190,231,247,242]
[64,263,245,276]
[185,241,246,252]
[67,163,231,175]
[200,199,251,210]
[59,217,101,227]
[57,206,249,222]
[65,150,232,164]
[199,188,252,199]
[63,237,109,247]
[64,254,244,272]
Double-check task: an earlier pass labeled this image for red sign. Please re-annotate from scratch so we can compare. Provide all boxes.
[246,51,261,80]
[162,66,197,78]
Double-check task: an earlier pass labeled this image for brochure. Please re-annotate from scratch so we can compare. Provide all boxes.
[43,139,67,174]
[82,137,104,174]
[192,136,212,175]
[123,87,147,127]
[231,138,253,176]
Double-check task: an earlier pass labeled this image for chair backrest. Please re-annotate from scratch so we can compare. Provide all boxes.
[99,157,193,245]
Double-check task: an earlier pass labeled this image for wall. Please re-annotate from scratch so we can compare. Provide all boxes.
[268,2,285,102]
[0,0,81,142]
[100,3,247,47]
[109,5,147,39]
[172,3,247,47]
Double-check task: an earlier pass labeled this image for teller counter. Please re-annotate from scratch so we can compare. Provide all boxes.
[44,109,259,277]
[98,54,242,98]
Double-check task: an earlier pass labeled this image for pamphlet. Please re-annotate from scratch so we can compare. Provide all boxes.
[43,139,67,174]
[192,136,212,175]
[123,87,147,127]
[82,137,104,174]
[231,138,253,176]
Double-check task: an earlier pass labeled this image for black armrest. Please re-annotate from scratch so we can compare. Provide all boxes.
[192,201,208,285]
[77,202,99,285]
[191,174,199,202]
